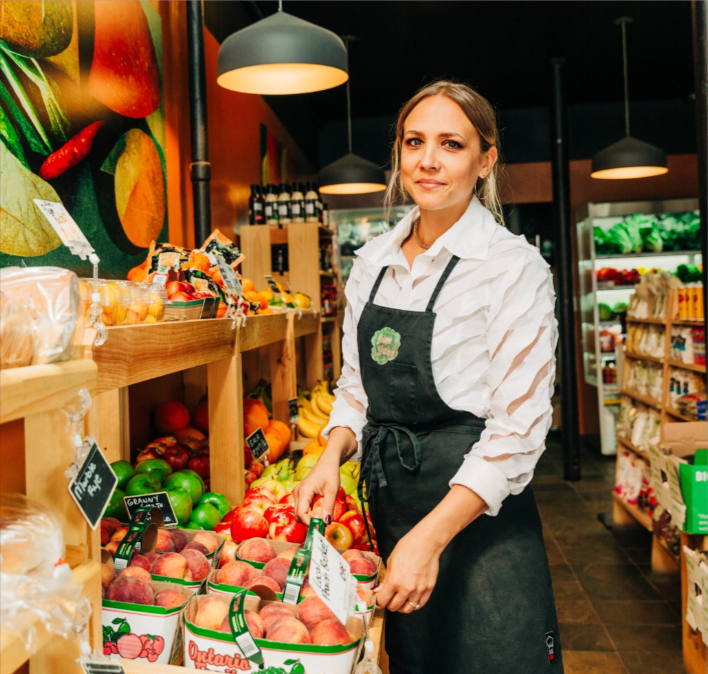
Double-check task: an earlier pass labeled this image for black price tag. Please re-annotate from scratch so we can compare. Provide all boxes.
[216,256,243,297]
[264,274,282,297]
[288,398,299,423]
[123,492,178,527]
[68,442,118,530]
[246,427,269,462]
[81,662,125,674]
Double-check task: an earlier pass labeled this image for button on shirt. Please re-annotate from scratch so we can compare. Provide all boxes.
[323,197,558,516]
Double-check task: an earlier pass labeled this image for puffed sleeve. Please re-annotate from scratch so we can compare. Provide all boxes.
[321,257,370,458]
[449,250,558,516]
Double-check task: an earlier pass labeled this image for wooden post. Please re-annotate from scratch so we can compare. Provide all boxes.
[270,313,297,424]
[305,324,325,389]
[95,388,130,463]
[288,222,321,312]
[240,226,272,289]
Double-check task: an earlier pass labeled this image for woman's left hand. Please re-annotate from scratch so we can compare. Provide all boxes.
[375,530,441,613]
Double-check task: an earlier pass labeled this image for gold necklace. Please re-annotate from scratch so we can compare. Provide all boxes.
[413,217,431,249]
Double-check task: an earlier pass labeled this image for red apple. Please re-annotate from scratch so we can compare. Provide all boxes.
[222,508,238,524]
[244,444,254,467]
[339,511,367,545]
[214,521,232,536]
[264,504,294,523]
[135,446,164,462]
[269,512,308,544]
[163,444,190,471]
[152,436,178,447]
[245,469,258,487]
[250,461,264,478]
[279,493,295,505]
[310,494,347,523]
[188,453,210,480]
[325,522,353,550]
[169,291,192,302]
[345,495,358,512]
[231,506,269,543]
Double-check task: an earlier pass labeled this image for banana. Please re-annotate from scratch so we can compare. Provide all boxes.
[297,416,322,438]
[300,405,328,426]
[316,383,336,403]
[308,393,326,417]
[298,397,316,415]
[312,392,333,415]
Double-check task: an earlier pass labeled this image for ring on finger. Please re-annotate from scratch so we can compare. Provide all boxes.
[408,601,421,610]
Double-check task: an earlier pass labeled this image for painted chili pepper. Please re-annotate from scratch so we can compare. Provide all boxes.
[38,120,103,179]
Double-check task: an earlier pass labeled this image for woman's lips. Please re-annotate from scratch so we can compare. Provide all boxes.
[416,180,445,190]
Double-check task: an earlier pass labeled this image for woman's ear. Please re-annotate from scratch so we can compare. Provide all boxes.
[485,146,499,172]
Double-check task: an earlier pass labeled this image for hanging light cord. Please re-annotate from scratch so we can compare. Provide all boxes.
[278,0,283,11]
[618,17,632,137]
[342,35,354,155]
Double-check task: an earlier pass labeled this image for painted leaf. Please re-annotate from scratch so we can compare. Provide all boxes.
[0,0,73,58]
[0,142,61,256]
[113,128,165,248]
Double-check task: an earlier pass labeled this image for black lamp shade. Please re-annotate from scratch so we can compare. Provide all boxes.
[591,136,668,179]
[217,12,348,95]
[318,153,387,194]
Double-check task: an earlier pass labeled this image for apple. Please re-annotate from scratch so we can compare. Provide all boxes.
[345,495,358,512]
[169,291,193,302]
[230,506,268,542]
[188,453,210,480]
[269,512,307,544]
[258,480,287,500]
[135,446,164,462]
[163,444,190,471]
[278,493,295,505]
[250,461,264,478]
[264,504,294,523]
[153,436,178,447]
[213,521,232,537]
[325,522,353,550]
[310,493,347,522]
[339,511,367,545]
[221,508,238,524]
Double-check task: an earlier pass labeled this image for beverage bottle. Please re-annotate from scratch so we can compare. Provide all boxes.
[323,203,330,229]
[248,184,262,225]
[305,182,318,223]
[291,182,305,223]
[314,183,323,223]
[265,184,279,225]
[255,185,265,224]
[278,183,292,226]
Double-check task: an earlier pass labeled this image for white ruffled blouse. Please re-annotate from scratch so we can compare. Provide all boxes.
[323,197,558,516]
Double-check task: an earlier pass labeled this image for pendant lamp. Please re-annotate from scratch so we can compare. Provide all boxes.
[591,18,668,180]
[319,38,387,195]
[217,1,348,95]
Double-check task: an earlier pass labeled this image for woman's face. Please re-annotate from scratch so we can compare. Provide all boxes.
[400,95,497,213]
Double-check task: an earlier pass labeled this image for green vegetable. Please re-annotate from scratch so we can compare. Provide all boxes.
[598,303,614,321]
[641,225,663,252]
[613,302,628,314]
[676,264,702,284]
[605,225,634,254]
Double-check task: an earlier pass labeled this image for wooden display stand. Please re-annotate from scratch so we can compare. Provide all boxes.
[680,533,707,674]
[0,360,102,674]
[613,289,706,574]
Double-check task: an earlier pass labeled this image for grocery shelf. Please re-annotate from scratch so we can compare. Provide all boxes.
[612,492,653,532]
[668,359,707,374]
[620,388,663,411]
[625,351,664,364]
[0,359,97,425]
[671,318,706,327]
[596,250,703,260]
[626,316,667,325]
[665,407,698,422]
[617,437,650,461]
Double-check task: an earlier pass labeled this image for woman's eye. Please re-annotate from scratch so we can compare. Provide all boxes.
[405,138,422,147]
[444,140,462,149]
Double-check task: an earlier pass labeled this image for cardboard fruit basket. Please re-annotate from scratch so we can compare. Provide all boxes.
[182,593,364,673]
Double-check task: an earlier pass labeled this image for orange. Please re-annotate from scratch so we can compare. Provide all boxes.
[265,429,286,463]
[241,277,256,293]
[258,307,274,315]
[244,290,267,310]
[183,252,211,273]
[317,427,326,446]
[303,440,324,455]
[215,302,227,318]
[243,398,269,436]
[268,419,292,449]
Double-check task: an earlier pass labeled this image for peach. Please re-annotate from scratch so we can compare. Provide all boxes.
[218,609,264,638]
[183,541,209,556]
[129,553,150,571]
[181,549,211,581]
[258,603,294,632]
[110,526,129,543]
[104,541,119,556]
[155,589,187,609]
[192,531,219,553]
[155,529,175,553]
[341,549,364,564]
[276,547,297,561]
[219,540,238,568]
[311,618,352,645]
[143,551,160,565]
[194,596,229,631]
[356,584,374,606]
[261,558,291,590]
[245,576,281,595]
[217,561,258,587]
[150,552,189,579]
[296,596,337,631]
[101,562,115,589]
[172,529,189,552]
[107,576,155,605]
[299,579,316,598]
[103,516,122,529]
[267,617,311,644]
[117,566,151,582]
[348,557,377,577]
[101,519,117,546]
[238,538,276,564]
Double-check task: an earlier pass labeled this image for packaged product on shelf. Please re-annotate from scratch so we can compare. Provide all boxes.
[626,324,664,357]
[682,547,708,645]
[0,291,35,368]
[202,229,245,270]
[0,266,83,366]
[668,367,707,418]
[652,507,682,557]
[0,494,86,648]
[693,327,706,366]
[626,360,663,400]
[614,450,650,509]
[626,271,682,320]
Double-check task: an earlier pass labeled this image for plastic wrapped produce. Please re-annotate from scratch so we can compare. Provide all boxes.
[0,292,35,369]
[0,493,88,650]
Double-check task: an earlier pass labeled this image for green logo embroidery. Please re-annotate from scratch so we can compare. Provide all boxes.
[371,327,401,364]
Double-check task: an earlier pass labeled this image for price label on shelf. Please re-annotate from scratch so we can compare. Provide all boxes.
[68,442,118,530]
[308,530,357,625]
[33,200,96,260]
[264,274,283,297]
[288,397,299,423]
[216,256,243,297]
[246,427,270,462]
[123,492,178,527]
[81,661,125,674]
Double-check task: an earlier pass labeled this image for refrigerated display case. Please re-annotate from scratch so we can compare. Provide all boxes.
[576,198,702,455]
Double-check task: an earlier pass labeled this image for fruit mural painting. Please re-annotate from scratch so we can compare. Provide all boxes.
[103,618,166,662]
[0,0,168,277]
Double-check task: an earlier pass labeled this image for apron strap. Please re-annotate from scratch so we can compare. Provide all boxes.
[426,255,461,312]
[368,265,390,304]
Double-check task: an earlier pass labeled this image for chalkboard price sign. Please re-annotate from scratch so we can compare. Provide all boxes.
[246,427,270,462]
[264,274,283,297]
[123,492,178,527]
[68,442,118,530]
[216,257,243,296]
[288,398,300,423]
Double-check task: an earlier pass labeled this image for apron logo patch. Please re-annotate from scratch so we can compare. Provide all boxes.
[545,632,556,664]
[371,327,401,364]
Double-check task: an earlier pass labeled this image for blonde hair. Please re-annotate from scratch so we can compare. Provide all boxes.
[384,80,505,226]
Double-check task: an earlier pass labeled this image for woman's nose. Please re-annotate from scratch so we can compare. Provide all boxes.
[419,145,439,171]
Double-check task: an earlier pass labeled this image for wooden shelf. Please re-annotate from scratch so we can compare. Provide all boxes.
[625,351,664,364]
[617,437,650,461]
[620,388,663,411]
[671,318,705,327]
[665,406,699,422]
[627,316,667,325]
[0,360,97,425]
[613,492,653,532]
[668,359,707,373]
[321,315,338,324]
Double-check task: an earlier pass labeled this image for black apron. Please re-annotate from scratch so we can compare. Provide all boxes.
[357,255,563,674]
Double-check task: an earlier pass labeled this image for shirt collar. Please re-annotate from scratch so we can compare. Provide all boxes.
[356,197,498,268]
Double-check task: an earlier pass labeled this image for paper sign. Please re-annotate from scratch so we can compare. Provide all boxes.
[216,256,244,296]
[123,492,178,527]
[308,530,358,624]
[288,398,299,423]
[68,442,118,530]
[264,274,283,297]
[33,200,95,260]
[246,427,270,462]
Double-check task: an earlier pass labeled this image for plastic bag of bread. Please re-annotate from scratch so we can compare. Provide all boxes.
[0,291,35,369]
[0,267,84,366]
[0,493,86,648]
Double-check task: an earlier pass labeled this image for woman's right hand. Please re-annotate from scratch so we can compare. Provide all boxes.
[293,427,357,525]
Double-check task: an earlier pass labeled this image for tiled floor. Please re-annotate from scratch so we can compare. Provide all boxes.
[537,434,684,674]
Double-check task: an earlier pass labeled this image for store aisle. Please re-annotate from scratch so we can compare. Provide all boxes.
[537,434,683,674]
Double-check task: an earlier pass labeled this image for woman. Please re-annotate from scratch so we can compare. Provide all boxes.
[294,81,562,674]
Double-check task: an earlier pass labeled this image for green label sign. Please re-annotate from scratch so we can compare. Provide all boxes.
[228,590,264,665]
[282,519,325,604]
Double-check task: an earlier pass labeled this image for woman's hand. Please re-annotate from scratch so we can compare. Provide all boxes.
[376,531,441,613]
[293,426,358,525]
